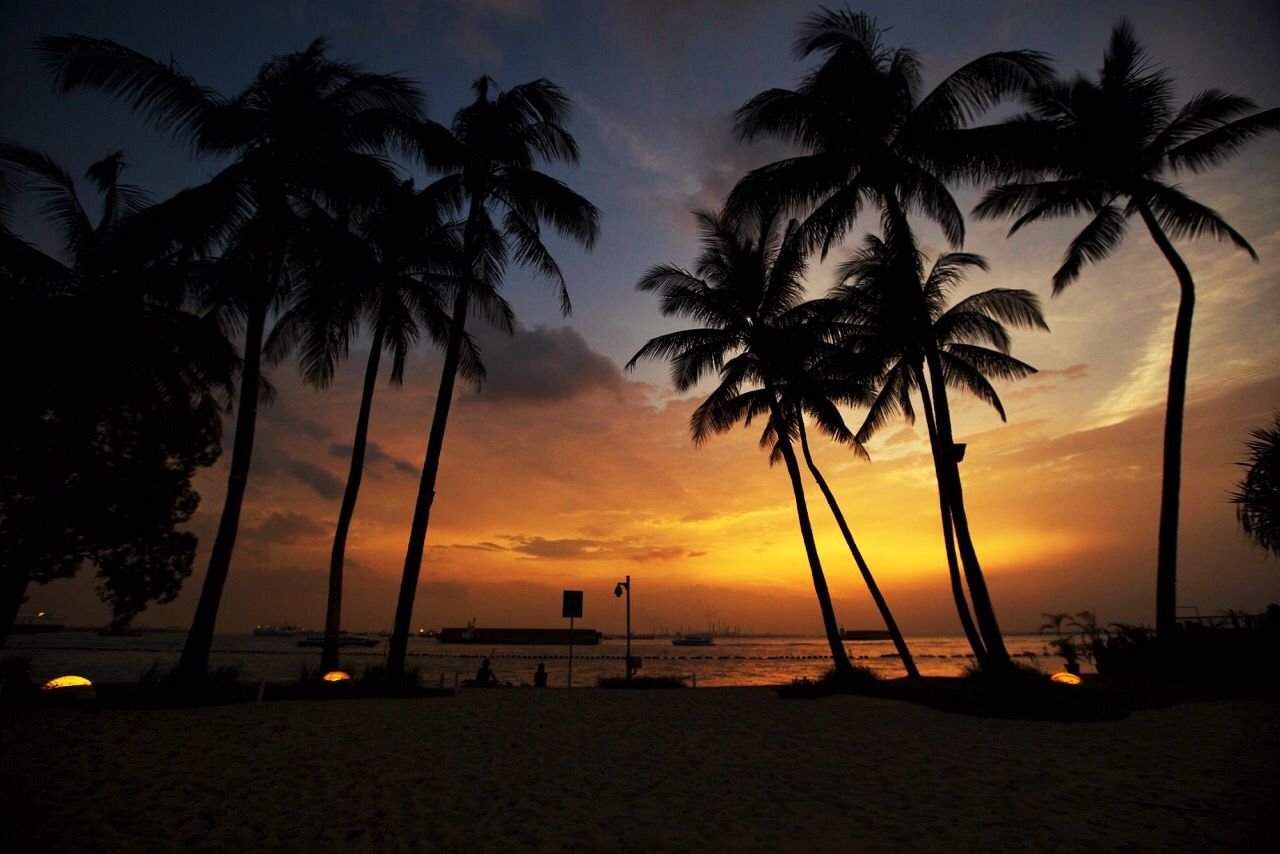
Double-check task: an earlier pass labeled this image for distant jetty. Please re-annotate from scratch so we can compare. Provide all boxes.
[435,627,602,645]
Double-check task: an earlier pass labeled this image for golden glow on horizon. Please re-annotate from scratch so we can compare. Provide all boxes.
[322,671,352,682]
[1050,672,1083,686]
[42,675,93,690]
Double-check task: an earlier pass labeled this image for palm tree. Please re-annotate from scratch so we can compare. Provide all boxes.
[1230,414,1280,557]
[384,78,599,676]
[835,236,1047,664]
[267,179,484,672]
[0,143,233,647]
[731,8,1051,670]
[628,206,858,677]
[38,36,424,679]
[755,308,921,676]
[972,21,1279,647]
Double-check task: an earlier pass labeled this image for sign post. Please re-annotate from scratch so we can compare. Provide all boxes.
[562,590,583,688]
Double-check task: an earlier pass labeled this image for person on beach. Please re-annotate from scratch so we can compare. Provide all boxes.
[476,658,497,687]
[534,663,547,687]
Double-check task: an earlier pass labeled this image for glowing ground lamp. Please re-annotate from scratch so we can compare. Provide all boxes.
[1051,672,1083,686]
[322,671,352,683]
[41,675,96,701]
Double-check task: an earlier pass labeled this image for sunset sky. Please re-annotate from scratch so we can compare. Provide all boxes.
[4,0,1278,635]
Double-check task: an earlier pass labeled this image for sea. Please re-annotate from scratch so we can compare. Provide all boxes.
[5,632,1077,688]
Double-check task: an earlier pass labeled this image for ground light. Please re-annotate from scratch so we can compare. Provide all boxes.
[1051,672,1083,686]
[322,671,351,682]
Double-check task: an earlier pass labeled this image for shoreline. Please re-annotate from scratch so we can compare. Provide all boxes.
[4,688,1276,852]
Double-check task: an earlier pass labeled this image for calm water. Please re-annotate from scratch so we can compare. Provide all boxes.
[5,632,1075,687]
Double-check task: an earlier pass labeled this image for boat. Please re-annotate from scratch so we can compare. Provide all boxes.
[672,634,715,646]
[296,633,380,647]
[435,626,602,645]
[841,629,893,641]
[11,612,65,634]
[254,624,300,637]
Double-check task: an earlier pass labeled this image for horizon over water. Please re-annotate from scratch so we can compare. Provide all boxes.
[8,632,1075,687]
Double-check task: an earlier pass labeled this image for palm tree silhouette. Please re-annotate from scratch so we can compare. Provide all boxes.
[628,206,859,677]
[731,8,1050,670]
[384,78,599,676]
[0,143,232,646]
[835,236,1046,665]
[38,36,424,679]
[266,179,484,672]
[973,20,1279,649]
[1230,414,1280,557]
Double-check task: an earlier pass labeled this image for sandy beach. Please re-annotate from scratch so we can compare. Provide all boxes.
[3,688,1277,852]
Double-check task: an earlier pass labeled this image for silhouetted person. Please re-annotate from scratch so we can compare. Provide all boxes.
[476,658,496,687]
[534,662,547,688]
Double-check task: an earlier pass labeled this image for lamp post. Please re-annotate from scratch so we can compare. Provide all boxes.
[614,575,631,681]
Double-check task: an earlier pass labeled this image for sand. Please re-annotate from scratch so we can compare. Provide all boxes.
[3,688,1277,853]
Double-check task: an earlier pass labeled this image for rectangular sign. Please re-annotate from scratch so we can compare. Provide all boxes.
[562,590,583,619]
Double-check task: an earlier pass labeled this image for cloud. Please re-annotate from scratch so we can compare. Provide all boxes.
[245,511,327,545]
[884,427,919,447]
[501,534,686,562]
[280,458,345,499]
[328,441,418,477]
[466,324,626,404]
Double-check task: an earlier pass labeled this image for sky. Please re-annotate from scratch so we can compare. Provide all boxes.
[4,0,1279,635]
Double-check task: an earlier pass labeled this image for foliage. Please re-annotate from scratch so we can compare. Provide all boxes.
[778,665,878,698]
[1231,413,1280,556]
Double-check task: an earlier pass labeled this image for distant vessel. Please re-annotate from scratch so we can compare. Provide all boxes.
[12,612,64,634]
[672,634,715,646]
[254,625,300,637]
[436,626,602,645]
[297,633,380,647]
[842,629,893,641]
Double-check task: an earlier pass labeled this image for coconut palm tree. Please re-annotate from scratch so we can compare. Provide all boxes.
[628,206,859,677]
[384,78,599,676]
[38,35,425,679]
[1230,414,1280,557]
[732,8,1051,670]
[972,20,1280,647]
[267,179,490,672]
[0,143,233,647]
[835,235,1047,664]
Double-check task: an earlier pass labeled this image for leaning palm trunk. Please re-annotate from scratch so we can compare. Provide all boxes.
[1135,201,1195,655]
[921,342,1013,670]
[321,326,385,672]
[175,298,269,680]
[913,364,988,667]
[768,399,855,677]
[387,286,471,677]
[0,573,29,651]
[796,420,919,677]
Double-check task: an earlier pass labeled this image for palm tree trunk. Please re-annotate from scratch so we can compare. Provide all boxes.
[175,297,268,681]
[386,287,469,677]
[768,399,854,677]
[1136,201,1195,656]
[921,342,1013,670]
[912,363,987,667]
[796,419,919,677]
[321,326,385,672]
[0,572,29,651]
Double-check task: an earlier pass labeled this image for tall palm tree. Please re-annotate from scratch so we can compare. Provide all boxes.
[384,78,599,676]
[835,236,1046,664]
[731,8,1051,670]
[973,21,1279,648]
[267,179,484,672]
[0,143,233,647]
[38,36,424,679]
[628,207,857,677]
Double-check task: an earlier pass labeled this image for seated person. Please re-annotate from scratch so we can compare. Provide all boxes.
[534,662,548,688]
[475,657,497,687]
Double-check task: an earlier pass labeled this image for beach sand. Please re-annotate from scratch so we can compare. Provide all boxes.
[3,688,1277,852]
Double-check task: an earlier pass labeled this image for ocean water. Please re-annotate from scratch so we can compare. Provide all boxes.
[5,632,1076,688]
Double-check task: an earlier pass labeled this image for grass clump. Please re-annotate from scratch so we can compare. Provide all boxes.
[778,665,878,699]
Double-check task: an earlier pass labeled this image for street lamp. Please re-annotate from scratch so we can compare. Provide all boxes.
[614,575,631,681]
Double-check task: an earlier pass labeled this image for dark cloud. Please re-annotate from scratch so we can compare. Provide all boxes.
[281,459,345,499]
[264,410,333,440]
[466,324,626,404]
[672,112,798,214]
[686,550,707,558]
[328,441,418,477]
[245,511,326,545]
[502,534,685,562]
